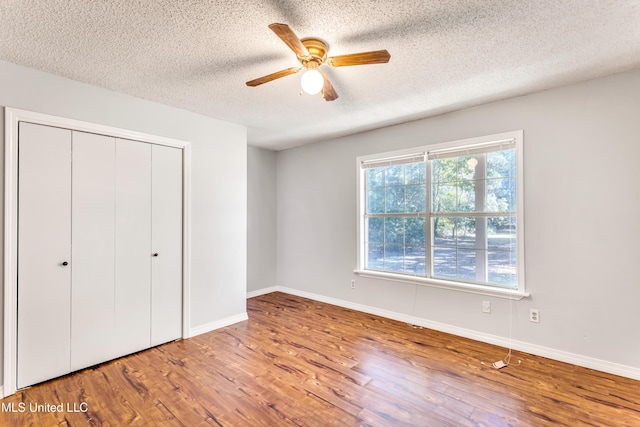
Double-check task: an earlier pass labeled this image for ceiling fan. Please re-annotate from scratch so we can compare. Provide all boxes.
[246,23,391,101]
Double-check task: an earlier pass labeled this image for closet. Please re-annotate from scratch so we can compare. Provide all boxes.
[17,122,183,389]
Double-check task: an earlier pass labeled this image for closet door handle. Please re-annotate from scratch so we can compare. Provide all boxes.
[153,253,159,257]
[61,261,69,266]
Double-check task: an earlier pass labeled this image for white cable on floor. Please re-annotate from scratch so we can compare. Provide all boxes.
[481,295,521,370]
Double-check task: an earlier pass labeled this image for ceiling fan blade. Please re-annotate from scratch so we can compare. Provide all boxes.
[246,67,301,87]
[327,50,391,67]
[268,23,309,57]
[321,73,339,101]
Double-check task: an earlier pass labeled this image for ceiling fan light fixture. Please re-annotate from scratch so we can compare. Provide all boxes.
[246,23,390,101]
[300,68,324,95]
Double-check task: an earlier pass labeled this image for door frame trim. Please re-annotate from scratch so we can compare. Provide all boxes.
[3,107,192,397]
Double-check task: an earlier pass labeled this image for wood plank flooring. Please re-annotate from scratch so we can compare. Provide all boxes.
[2,292,639,426]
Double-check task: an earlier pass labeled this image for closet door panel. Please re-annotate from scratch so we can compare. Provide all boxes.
[17,123,72,389]
[151,145,183,346]
[115,139,152,356]
[71,131,116,371]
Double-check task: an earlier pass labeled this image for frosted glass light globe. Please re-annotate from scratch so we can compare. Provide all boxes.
[301,69,324,95]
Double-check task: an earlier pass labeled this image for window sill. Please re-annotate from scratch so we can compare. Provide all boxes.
[353,270,530,300]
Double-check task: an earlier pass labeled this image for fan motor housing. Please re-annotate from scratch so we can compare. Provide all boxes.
[299,38,328,67]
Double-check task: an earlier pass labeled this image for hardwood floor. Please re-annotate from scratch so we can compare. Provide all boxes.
[2,291,639,426]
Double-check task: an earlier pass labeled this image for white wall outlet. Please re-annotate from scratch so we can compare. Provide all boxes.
[350,279,356,289]
[530,308,540,323]
[482,301,491,314]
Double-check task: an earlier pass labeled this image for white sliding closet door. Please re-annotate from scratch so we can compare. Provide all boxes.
[71,132,116,371]
[17,123,72,389]
[151,145,183,346]
[115,139,152,355]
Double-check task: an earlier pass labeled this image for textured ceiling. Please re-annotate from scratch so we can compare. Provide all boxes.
[1,1,640,150]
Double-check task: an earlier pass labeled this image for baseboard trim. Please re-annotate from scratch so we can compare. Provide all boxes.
[247,286,279,299]
[188,312,248,338]
[248,286,640,381]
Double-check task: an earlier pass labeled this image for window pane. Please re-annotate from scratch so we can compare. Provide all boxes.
[457,180,476,212]
[431,215,517,285]
[487,149,515,178]
[405,217,425,245]
[405,246,426,274]
[432,183,456,213]
[406,185,426,212]
[367,243,384,270]
[362,160,429,277]
[405,162,426,185]
[367,187,385,214]
[433,217,455,247]
[385,165,404,186]
[432,158,457,183]
[385,186,405,213]
[367,167,385,187]
[457,249,477,281]
[366,216,428,275]
[488,217,516,251]
[385,217,404,244]
[433,247,456,279]
[367,217,384,243]
[384,244,404,272]
[457,156,476,181]
[456,217,477,249]
[488,250,517,286]
[486,177,516,212]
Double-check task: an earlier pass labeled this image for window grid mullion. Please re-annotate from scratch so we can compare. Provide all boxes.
[425,160,433,279]
[475,154,487,283]
[430,212,516,218]
[383,168,387,269]
[363,170,369,269]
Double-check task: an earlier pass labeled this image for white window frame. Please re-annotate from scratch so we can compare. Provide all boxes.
[355,130,528,300]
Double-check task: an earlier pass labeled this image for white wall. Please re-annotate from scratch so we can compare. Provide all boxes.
[247,146,277,292]
[0,60,248,386]
[275,69,640,376]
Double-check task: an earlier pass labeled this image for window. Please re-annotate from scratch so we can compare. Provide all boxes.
[356,131,526,297]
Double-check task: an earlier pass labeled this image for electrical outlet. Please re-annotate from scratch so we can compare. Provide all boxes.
[482,301,491,314]
[350,279,356,289]
[530,309,540,323]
